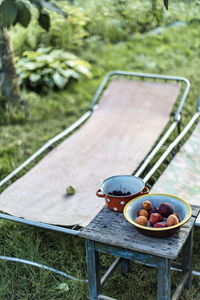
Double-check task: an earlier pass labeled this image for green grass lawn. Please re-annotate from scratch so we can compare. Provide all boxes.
[0,1,200,299]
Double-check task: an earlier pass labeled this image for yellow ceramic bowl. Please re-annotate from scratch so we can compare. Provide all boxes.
[123,193,192,238]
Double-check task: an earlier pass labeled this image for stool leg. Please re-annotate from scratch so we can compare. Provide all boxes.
[86,240,101,300]
[182,228,194,289]
[157,258,171,300]
[120,258,130,276]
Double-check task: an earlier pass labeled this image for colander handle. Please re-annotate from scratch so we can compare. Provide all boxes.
[140,186,149,195]
[96,189,105,198]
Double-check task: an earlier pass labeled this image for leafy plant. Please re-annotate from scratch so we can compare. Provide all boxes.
[10,0,166,53]
[0,0,67,30]
[10,3,89,56]
[42,4,89,52]
[16,47,92,93]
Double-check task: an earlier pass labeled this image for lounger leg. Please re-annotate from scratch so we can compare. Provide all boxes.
[86,240,101,300]
[157,258,171,300]
[182,228,193,288]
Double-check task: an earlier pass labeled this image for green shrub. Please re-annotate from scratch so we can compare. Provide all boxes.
[77,0,163,43]
[42,4,89,52]
[10,3,89,55]
[10,0,200,54]
[77,0,200,43]
[16,47,92,93]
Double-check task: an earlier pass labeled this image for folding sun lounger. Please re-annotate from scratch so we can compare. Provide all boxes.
[0,71,190,278]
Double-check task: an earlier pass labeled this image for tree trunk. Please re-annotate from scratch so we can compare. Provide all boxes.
[0,25,20,108]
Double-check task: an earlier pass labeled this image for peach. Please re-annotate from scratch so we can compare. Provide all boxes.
[137,209,149,219]
[134,216,148,226]
[166,214,179,227]
[142,200,153,211]
[149,213,163,226]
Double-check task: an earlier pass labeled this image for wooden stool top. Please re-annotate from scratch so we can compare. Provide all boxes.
[79,206,199,260]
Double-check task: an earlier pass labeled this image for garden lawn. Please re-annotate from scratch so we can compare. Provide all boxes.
[0,7,200,300]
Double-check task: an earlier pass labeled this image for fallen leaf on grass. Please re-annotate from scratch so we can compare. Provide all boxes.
[56,282,70,292]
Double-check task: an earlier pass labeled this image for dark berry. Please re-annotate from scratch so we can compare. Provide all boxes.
[113,190,118,196]
[149,207,159,215]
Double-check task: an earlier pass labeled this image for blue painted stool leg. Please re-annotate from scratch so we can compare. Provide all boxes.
[182,228,193,288]
[120,259,130,276]
[157,258,171,300]
[86,240,101,300]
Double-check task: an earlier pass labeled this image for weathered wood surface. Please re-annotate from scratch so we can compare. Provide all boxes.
[152,121,200,224]
[0,79,181,227]
[79,206,199,260]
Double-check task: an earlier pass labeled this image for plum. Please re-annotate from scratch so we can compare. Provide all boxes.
[159,202,173,217]
[142,200,153,211]
[137,209,149,219]
[149,213,163,226]
[134,216,148,226]
[166,214,179,227]
[153,222,168,228]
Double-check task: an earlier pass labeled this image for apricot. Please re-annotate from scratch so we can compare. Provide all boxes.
[137,208,149,219]
[172,212,180,221]
[134,216,148,226]
[166,214,179,227]
[142,200,153,211]
[149,213,163,226]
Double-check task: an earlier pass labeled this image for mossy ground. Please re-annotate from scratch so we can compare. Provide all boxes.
[0,1,200,299]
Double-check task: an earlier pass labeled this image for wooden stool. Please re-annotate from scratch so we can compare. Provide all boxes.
[80,206,199,300]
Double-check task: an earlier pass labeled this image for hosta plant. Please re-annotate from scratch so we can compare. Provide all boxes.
[16,47,92,93]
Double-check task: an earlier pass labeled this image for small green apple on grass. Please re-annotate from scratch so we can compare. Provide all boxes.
[66,185,76,195]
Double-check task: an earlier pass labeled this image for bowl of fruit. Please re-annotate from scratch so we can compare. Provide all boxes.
[123,193,192,238]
